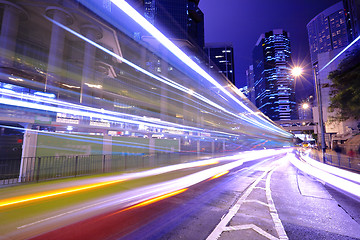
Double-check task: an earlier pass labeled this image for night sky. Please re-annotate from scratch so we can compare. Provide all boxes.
[199,0,340,101]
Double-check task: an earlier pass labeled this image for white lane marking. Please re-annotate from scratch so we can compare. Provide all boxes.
[206,170,269,240]
[224,224,279,240]
[254,187,266,190]
[243,199,269,207]
[266,163,288,240]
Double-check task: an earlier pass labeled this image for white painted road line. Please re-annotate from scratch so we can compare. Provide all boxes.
[266,159,288,240]
[206,158,289,240]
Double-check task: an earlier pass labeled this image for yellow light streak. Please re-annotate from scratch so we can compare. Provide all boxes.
[116,188,188,213]
[195,160,219,167]
[210,171,229,180]
[0,179,126,208]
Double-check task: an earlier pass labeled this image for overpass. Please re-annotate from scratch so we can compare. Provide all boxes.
[274,119,315,132]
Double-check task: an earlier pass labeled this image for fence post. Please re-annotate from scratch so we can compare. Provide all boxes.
[102,155,106,173]
[36,157,41,182]
[348,157,351,168]
[74,156,78,177]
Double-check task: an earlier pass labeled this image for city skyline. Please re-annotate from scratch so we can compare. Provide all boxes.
[199,0,340,100]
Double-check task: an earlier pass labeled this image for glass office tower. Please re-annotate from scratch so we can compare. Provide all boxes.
[252,29,297,121]
[307,1,349,67]
[343,0,360,41]
[205,43,235,85]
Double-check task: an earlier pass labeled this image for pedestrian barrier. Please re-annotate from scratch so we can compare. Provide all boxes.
[307,149,360,172]
[0,152,215,185]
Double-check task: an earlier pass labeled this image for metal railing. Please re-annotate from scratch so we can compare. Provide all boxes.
[0,152,216,185]
[308,150,360,172]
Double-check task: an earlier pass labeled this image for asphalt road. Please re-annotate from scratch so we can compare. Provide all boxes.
[2,150,360,240]
[31,156,278,240]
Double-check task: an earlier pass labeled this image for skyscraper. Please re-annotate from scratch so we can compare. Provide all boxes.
[143,0,204,50]
[252,29,297,121]
[343,0,360,41]
[205,43,235,85]
[307,1,349,68]
[246,65,255,104]
[307,1,359,147]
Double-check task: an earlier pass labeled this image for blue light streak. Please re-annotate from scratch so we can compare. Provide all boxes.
[42,8,291,138]
[109,0,288,134]
[319,35,360,72]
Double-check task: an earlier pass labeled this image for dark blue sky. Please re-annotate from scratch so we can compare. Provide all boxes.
[199,0,340,100]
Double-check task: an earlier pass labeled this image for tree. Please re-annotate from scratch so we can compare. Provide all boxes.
[328,47,360,121]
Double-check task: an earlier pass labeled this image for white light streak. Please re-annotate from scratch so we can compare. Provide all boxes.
[289,153,360,199]
[320,35,360,72]
[0,89,203,132]
[40,5,291,138]
[110,0,290,137]
[301,151,360,184]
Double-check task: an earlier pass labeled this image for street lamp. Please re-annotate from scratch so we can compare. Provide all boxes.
[302,102,309,110]
[300,102,310,120]
[292,66,326,162]
[291,67,303,77]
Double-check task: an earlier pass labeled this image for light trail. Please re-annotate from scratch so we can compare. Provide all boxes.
[0,149,287,208]
[301,150,360,184]
[9,149,288,234]
[115,188,187,213]
[319,35,360,72]
[0,156,221,208]
[42,7,291,139]
[0,86,286,141]
[210,170,229,180]
[288,153,360,199]
[0,179,126,208]
[109,0,291,138]
[0,89,204,133]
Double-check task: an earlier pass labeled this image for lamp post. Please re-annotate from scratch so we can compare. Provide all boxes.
[313,68,326,163]
[291,66,326,162]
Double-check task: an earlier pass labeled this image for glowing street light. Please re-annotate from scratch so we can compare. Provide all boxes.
[291,67,303,77]
[302,102,309,110]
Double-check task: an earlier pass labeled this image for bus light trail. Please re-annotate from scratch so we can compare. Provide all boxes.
[110,188,188,215]
[0,179,126,208]
[210,170,229,180]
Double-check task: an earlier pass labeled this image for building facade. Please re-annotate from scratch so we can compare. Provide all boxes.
[246,65,255,104]
[307,1,349,68]
[143,0,204,50]
[205,43,235,85]
[252,29,297,121]
[307,1,360,148]
[343,0,360,41]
